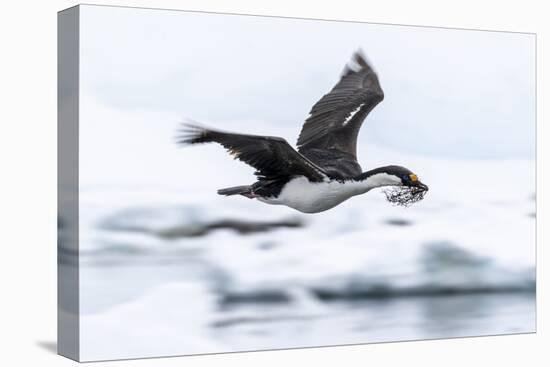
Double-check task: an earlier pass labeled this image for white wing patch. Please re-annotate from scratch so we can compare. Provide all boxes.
[342,103,365,126]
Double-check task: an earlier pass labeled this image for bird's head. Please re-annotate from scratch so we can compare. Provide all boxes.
[361,165,427,189]
[382,166,429,206]
[397,170,429,191]
[359,165,428,206]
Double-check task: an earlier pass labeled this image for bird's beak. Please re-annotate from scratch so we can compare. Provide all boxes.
[415,181,429,191]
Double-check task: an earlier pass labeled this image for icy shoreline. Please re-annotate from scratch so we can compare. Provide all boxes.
[71,137,535,360]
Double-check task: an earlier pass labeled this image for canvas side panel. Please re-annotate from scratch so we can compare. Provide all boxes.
[57,5,80,362]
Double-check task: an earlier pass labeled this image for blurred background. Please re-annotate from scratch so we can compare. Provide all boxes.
[61,5,535,361]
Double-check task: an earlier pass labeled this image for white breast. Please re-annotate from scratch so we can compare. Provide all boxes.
[258,176,369,213]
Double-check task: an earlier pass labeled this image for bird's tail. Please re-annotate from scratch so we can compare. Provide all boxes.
[217,185,253,197]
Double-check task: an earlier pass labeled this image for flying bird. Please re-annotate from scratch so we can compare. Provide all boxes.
[177,50,428,213]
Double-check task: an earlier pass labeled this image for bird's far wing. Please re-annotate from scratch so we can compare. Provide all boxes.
[177,124,327,182]
[296,50,384,162]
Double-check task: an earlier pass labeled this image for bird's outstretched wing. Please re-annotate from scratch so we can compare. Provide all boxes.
[177,124,327,182]
[296,50,384,165]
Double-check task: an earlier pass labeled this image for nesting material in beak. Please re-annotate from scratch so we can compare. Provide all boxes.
[383,183,428,207]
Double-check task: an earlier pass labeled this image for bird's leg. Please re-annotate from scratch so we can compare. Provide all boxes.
[241,192,257,199]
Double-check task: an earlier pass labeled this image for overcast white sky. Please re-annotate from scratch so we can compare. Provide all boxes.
[80,4,535,160]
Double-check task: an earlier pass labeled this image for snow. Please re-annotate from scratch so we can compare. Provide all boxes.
[71,96,536,360]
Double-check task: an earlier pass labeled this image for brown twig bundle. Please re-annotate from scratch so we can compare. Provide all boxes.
[383,186,428,207]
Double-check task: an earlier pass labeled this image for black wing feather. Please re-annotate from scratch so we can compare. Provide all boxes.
[297,50,384,166]
[177,124,327,182]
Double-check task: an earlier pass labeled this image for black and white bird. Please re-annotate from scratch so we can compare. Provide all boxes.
[177,50,428,213]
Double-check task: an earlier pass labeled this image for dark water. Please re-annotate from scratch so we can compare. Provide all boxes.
[211,292,535,351]
[64,196,536,360]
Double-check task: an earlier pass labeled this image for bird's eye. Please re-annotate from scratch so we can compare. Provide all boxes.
[409,174,418,182]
